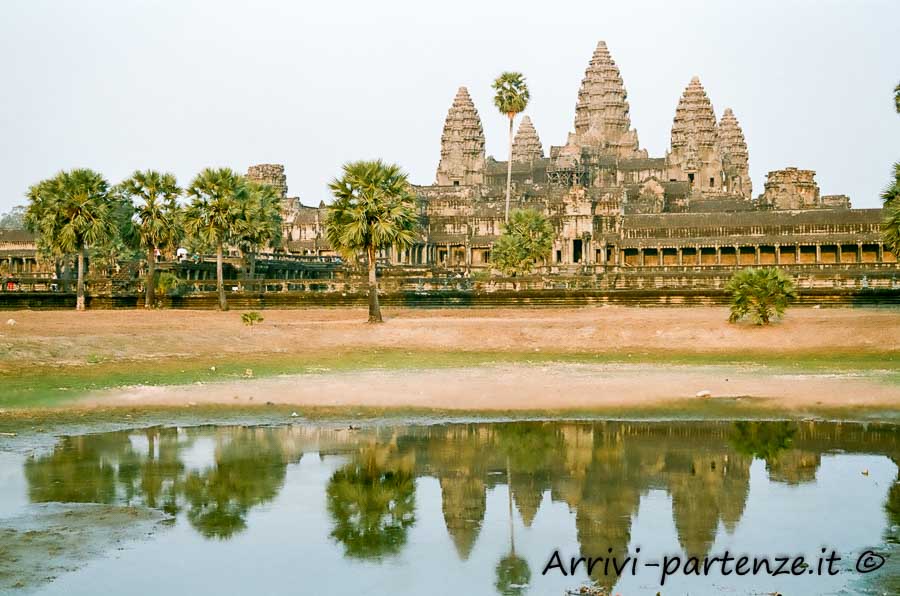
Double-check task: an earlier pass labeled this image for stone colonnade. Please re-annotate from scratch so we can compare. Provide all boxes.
[390,240,897,268]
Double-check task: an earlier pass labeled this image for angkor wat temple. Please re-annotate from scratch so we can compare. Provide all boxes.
[1,40,897,305]
[269,41,895,276]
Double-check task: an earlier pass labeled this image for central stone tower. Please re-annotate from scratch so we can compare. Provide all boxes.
[571,41,644,158]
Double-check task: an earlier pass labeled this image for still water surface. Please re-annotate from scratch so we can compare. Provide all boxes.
[1,421,897,595]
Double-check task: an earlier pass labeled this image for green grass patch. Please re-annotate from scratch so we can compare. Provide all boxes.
[1,348,898,410]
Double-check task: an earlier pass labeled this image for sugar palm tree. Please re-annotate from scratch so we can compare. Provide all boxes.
[491,209,554,285]
[325,160,419,323]
[495,455,530,595]
[25,169,120,310]
[185,168,244,311]
[725,267,796,325]
[879,163,899,258]
[884,202,900,259]
[492,72,530,223]
[118,170,182,308]
[881,162,900,206]
[233,181,283,283]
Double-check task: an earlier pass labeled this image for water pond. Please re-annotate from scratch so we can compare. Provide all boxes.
[0,420,897,595]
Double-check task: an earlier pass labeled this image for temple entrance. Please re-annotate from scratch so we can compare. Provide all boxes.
[573,239,583,263]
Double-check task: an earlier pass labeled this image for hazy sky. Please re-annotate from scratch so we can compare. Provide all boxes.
[2,0,898,213]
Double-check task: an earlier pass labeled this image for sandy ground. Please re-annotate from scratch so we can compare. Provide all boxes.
[80,362,900,411]
[1,307,898,369]
[2,307,899,411]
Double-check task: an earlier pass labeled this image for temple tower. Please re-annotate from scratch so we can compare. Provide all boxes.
[717,108,752,198]
[246,164,288,199]
[668,77,723,195]
[246,163,298,238]
[435,87,485,186]
[572,41,643,158]
[758,168,821,210]
[511,116,544,162]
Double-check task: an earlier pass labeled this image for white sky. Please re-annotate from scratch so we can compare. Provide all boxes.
[2,0,898,212]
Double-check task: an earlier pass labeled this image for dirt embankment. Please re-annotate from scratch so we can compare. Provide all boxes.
[1,307,897,371]
[2,307,898,413]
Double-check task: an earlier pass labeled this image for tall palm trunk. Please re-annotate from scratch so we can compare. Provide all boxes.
[505,114,514,223]
[216,241,227,311]
[367,244,382,323]
[76,246,86,311]
[507,456,515,554]
[145,247,156,308]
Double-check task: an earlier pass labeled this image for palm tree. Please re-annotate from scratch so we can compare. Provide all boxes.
[185,168,244,311]
[491,209,554,286]
[325,160,419,323]
[884,202,900,259]
[881,162,900,206]
[118,170,182,308]
[894,81,899,114]
[492,72,530,223]
[233,181,283,284]
[882,163,900,258]
[494,455,530,595]
[25,169,120,310]
[725,267,796,325]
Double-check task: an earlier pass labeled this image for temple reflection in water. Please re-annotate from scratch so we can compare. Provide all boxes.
[24,420,898,590]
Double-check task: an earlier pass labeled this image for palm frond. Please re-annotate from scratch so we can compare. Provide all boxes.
[492,72,530,116]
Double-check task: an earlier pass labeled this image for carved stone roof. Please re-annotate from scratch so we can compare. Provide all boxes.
[670,77,718,150]
[435,87,486,186]
[511,116,544,162]
[572,41,642,157]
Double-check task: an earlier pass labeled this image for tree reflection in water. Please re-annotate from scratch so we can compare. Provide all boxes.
[19,418,899,588]
[326,443,416,559]
[182,429,288,539]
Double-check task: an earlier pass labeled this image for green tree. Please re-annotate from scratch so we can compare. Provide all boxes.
[725,267,796,325]
[185,168,244,311]
[325,160,419,323]
[729,421,797,462]
[233,181,283,282]
[0,206,25,229]
[492,72,530,223]
[884,201,900,258]
[491,209,553,285]
[118,170,182,308]
[24,169,121,310]
[894,81,900,113]
[881,162,900,206]
[879,161,900,260]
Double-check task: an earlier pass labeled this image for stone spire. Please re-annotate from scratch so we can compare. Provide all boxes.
[668,76,723,195]
[511,116,544,162]
[717,108,752,198]
[572,41,643,158]
[435,86,485,186]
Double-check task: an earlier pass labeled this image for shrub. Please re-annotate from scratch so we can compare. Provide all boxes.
[241,311,264,328]
[725,268,796,325]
